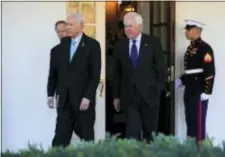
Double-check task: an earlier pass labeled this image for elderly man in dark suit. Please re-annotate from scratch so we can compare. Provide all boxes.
[47,13,101,147]
[112,12,165,142]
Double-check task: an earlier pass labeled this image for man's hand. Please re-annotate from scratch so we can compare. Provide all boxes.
[201,93,210,101]
[175,78,182,88]
[113,98,120,112]
[80,98,90,111]
[47,97,55,109]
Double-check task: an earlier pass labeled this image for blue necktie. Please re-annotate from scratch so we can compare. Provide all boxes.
[70,40,76,62]
[131,40,138,67]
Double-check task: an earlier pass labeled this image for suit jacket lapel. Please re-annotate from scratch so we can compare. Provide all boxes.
[136,34,146,67]
[139,34,146,56]
[66,40,71,63]
[60,37,71,64]
[70,34,86,64]
[125,39,132,67]
[125,34,147,68]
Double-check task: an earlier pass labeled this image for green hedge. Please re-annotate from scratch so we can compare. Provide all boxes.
[2,134,225,157]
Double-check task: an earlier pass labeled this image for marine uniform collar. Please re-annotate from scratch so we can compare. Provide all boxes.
[191,37,202,45]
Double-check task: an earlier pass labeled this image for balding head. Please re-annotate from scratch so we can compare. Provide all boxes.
[66,13,84,38]
[123,12,143,39]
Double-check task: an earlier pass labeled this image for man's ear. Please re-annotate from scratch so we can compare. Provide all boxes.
[137,24,142,32]
[196,27,202,33]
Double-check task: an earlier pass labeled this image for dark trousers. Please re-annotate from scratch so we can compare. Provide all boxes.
[52,93,95,147]
[184,88,208,142]
[126,87,159,141]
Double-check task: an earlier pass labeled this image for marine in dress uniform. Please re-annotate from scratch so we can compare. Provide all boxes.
[176,19,216,142]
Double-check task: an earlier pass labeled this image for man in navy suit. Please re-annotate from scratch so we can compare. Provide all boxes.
[112,12,165,142]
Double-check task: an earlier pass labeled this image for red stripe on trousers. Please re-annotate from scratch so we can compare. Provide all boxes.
[198,101,202,141]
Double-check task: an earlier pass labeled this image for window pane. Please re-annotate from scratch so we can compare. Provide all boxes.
[153,27,160,38]
[153,26,169,51]
[153,2,160,24]
[159,1,168,23]
[160,26,168,51]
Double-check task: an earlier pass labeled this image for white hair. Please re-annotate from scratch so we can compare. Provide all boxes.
[68,13,84,24]
[123,12,143,25]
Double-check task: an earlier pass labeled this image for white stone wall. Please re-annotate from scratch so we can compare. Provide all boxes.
[2,1,105,151]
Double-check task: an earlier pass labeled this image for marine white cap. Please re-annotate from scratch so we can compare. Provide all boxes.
[184,19,205,28]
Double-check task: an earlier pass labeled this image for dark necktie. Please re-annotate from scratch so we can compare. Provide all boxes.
[131,40,138,67]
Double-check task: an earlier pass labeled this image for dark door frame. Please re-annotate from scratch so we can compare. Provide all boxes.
[149,1,176,135]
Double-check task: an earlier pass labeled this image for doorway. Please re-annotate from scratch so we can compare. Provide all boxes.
[105,1,175,138]
[149,1,175,135]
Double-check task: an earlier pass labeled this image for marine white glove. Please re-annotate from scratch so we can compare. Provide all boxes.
[175,78,182,88]
[201,93,210,101]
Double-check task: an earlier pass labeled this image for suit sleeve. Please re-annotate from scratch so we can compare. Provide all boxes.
[83,40,101,100]
[202,45,215,94]
[153,37,166,89]
[112,42,121,99]
[47,49,57,97]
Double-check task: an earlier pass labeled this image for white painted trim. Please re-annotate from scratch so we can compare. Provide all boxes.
[95,2,106,141]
